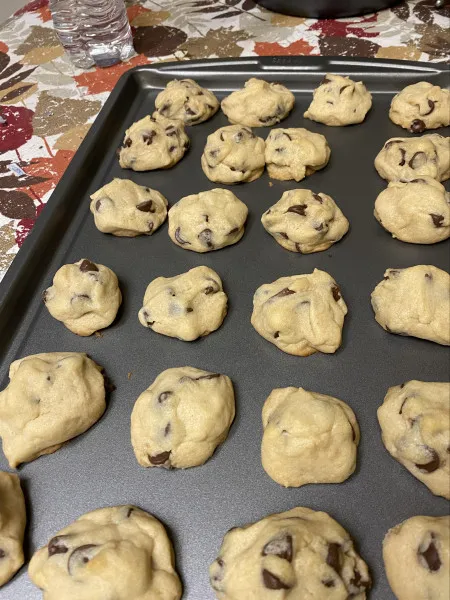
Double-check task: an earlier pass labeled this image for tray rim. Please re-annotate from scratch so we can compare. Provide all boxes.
[0,55,448,347]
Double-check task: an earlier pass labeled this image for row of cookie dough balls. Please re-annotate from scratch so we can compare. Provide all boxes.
[0,351,448,497]
[1,478,448,598]
[41,260,450,355]
[152,76,449,132]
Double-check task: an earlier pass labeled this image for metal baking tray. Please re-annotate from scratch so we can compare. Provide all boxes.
[0,57,448,599]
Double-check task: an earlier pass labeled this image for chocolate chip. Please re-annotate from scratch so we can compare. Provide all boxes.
[136,200,155,213]
[295,243,303,252]
[350,569,370,591]
[220,132,225,142]
[287,204,307,216]
[418,535,441,572]
[424,99,435,115]
[339,85,350,93]
[186,307,193,313]
[198,228,213,249]
[278,231,289,239]
[399,398,409,414]
[185,106,196,116]
[158,391,172,403]
[425,272,433,280]
[164,422,171,436]
[68,545,98,575]
[234,131,244,143]
[142,131,156,145]
[209,149,219,158]
[409,151,427,169]
[0,549,5,559]
[204,214,209,223]
[415,448,440,473]
[42,290,48,303]
[175,227,190,245]
[95,199,102,211]
[126,507,134,518]
[315,222,324,232]
[410,119,425,133]
[331,285,341,301]
[204,286,217,295]
[260,115,276,124]
[196,373,221,381]
[283,132,292,141]
[322,579,335,587]
[400,383,405,388]
[149,451,171,465]
[430,213,444,227]
[326,543,342,573]
[124,137,132,148]
[169,145,177,152]
[228,227,239,235]
[165,126,177,136]
[79,259,98,272]
[159,103,171,114]
[262,534,293,562]
[326,101,334,105]
[48,536,69,556]
[274,331,280,338]
[275,147,285,153]
[399,148,406,166]
[313,193,323,203]
[262,569,291,590]
[321,76,331,85]
[270,287,295,300]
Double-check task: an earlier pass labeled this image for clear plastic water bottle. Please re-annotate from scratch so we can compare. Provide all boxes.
[49,0,135,68]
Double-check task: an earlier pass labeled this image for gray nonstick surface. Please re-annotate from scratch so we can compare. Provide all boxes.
[0,57,448,599]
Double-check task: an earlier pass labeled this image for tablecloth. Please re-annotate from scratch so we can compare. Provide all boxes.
[0,0,448,281]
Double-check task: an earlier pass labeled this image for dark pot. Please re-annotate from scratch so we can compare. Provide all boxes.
[254,0,402,18]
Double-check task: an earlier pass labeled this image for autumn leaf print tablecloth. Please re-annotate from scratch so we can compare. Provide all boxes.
[0,0,448,281]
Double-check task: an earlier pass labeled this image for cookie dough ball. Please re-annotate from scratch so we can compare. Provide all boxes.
[168,189,248,252]
[262,189,349,254]
[131,366,235,469]
[118,115,189,171]
[43,259,121,336]
[0,352,106,468]
[138,266,227,341]
[28,505,182,600]
[383,515,450,600]
[90,178,168,237]
[304,74,372,126]
[0,472,25,587]
[251,269,347,356]
[378,380,450,499]
[201,125,265,184]
[210,506,371,599]
[389,82,450,133]
[221,78,294,127]
[374,134,450,182]
[262,387,359,488]
[374,177,450,244]
[371,265,450,346]
[265,128,331,182]
[154,78,219,125]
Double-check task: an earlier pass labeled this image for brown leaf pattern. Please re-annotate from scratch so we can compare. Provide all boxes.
[0,0,446,280]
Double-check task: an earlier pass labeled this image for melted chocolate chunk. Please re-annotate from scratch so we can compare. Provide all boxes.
[228,227,239,235]
[415,448,440,473]
[418,535,441,572]
[142,131,156,145]
[174,227,190,245]
[274,331,280,338]
[198,228,213,248]
[313,193,323,203]
[287,204,307,216]
[331,285,341,301]
[149,451,171,465]
[409,151,427,169]
[79,259,98,273]
[136,200,155,213]
[262,534,293,562]
[424,99,435,115]
[270,287,296,300]
[124,137,132,148]
[158,391,172,403]
[430,213,444,228]
[262,569,291,590]
[410,119,425,133]
[326,543,342,573]
[48,536,69,556]
[278,231,289,239]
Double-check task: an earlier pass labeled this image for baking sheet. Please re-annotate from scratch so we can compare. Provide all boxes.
[0,57,449,599]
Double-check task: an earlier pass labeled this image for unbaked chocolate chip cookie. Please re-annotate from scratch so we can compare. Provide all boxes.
[90,178,168,237]
[374,134,450,182]
[389,82,450,133]
[43,259,121,336]
[28,505,182,600]
[168,188,248,252]
[261,189,349,253]
[201,125,265,184]
[383,515,449,600]
[0,472,25,587]
[210,506,371,599]
[118,115,189,171]
[304,74,372,126]
[378,380,450,499]
[0,352,106,468]
[154,78,219,125]
[371,265,450,346]
[262,387,359,487]
[265,128,331,182]
[138,266,227,341]
[374,177,450,244]
[251,269,347,356]
[221,78,294,127]
[131,366,235,469]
